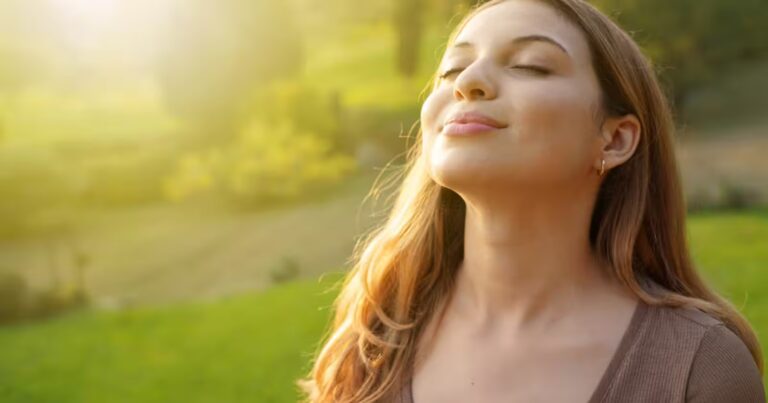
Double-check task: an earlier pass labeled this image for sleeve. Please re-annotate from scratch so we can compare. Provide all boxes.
[685,323,766,403]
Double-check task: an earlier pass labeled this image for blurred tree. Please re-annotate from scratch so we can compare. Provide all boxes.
[252,81,347,153]
[164,117,357,207]
[594,0,768,118]
[394,0,425,77]
[290,0,392,28]
[154,0,304,145]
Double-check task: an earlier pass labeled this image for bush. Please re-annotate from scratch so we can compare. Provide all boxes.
[31,285,89,319]
[254,80,344,149]
[164,118,357,207]
[686,179,766,212]
[721,181,763,210]
[0,270,90,325]
[0,272,29,324]
[269,256,301,284]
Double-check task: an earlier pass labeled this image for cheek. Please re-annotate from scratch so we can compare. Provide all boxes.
[518,84,596,133]
[420,89,449,149]
[420,89,447,134]
[513,82,599,161]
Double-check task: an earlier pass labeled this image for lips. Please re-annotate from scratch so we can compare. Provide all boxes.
[443,111,507,136]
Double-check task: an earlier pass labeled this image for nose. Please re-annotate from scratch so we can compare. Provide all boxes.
[453,61,497,101]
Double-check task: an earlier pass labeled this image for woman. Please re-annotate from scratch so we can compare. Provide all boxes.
[299,0,766,402]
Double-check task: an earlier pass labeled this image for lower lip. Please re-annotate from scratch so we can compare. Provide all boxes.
[443,122,502,136]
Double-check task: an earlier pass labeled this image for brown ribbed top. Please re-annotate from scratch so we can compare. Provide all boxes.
[401,300,765,402]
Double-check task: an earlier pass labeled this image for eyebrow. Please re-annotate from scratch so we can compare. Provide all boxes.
[451,34,570,56]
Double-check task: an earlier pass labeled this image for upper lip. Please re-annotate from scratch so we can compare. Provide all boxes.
[445,111,508,128]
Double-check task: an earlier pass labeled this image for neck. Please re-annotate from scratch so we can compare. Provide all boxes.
[450,189,624,337]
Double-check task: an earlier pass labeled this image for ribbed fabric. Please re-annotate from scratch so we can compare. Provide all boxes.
[400,300,765,402]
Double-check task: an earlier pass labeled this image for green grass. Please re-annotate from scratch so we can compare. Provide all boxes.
[688,208,768,331]
[0,272,345,403]
[0,209,767,402]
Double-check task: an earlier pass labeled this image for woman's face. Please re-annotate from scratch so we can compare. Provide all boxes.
[420,0,606,196]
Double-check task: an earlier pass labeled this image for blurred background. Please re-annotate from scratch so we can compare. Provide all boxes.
[0,0,766,401]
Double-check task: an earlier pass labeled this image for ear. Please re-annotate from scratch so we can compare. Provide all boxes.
[596,114,641,173]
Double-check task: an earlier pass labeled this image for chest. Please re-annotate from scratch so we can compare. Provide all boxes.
[408,326,621,403]
[411,348,612,403]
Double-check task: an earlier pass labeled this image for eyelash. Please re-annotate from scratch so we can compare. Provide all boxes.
[439,65,550,79]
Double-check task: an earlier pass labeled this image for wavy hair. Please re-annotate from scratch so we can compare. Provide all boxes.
[298,0,764,401]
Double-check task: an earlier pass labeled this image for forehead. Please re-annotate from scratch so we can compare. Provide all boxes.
[451,0,590,60]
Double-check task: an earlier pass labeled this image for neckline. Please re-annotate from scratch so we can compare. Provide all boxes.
[585,298,646,403]
[406,299,648,403]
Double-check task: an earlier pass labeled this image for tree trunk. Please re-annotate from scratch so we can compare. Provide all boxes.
[394,0,424,77]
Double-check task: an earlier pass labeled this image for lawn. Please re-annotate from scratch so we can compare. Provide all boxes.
[0,209,766,402]
[0,271,345,403]
[687,209,768,329]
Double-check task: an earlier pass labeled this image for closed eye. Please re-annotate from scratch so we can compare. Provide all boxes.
[439,67,464,80]
[439,65,550,80]
[511,65,550,75]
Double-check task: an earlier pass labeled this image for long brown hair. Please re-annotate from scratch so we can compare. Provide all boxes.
[298,0,764,401]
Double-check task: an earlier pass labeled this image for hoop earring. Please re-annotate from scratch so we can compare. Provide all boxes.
[599,159,606,176]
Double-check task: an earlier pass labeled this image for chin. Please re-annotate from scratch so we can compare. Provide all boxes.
[429,161,493,193]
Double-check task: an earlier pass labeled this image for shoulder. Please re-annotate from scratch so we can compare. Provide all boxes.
[579,300,764,402]
[664,306,766,403]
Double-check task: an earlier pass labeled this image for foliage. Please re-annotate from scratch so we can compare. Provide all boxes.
[0,271,89,325]
[164,118,357,207]
[593,0,768,112]
[686,180,766,213]
[269,255,302,285]
[253,80,347,152]
[164,79,358,207]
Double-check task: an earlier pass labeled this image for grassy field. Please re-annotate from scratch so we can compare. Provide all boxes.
[0,209,766,402]
[0,271,344,403]
[688,209,768,326]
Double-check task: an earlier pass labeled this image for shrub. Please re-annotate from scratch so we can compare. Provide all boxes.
[0,271,29,324]
[164,118,357,207]
[269,255,301,285]
[686,179,766,212]
[31,285,89,319]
